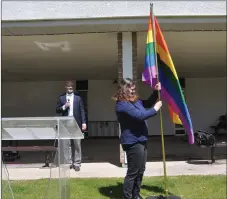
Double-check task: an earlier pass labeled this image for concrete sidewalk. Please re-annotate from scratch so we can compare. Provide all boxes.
[4,160,226,181]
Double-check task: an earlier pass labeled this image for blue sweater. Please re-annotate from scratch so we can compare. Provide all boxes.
[116,92,158,145]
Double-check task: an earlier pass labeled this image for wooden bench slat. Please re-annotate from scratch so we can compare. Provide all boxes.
[2,146,57,152]
[215,142,227,147]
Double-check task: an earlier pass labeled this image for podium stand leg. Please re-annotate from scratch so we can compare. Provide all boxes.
[59,165,70,199]
[58,139,71,199]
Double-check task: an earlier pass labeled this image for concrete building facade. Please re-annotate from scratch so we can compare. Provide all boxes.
[2,1,226,164]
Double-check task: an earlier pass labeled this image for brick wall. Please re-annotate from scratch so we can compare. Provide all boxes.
[117,32,123,83]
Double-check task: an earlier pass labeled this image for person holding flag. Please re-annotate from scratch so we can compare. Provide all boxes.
[141,3,194,199]
[113,2,194,198]
[113,78,162,199]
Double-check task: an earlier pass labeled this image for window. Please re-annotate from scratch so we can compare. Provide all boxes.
[76,80,88,91]
[76,81,88,131]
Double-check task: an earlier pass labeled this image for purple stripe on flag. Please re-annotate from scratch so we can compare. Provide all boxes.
[161,87,194,144]
[145,66,157,78]
[142,66,157,88]
[161,88,190,130]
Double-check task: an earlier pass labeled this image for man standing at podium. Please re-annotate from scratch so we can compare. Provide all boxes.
[56,80,86,171]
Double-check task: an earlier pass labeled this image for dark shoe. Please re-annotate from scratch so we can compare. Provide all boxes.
[70,164,74,169]
[74,166,80,171]
[42,163,50,168]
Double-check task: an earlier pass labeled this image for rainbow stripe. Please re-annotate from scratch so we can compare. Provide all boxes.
[142,13,194,144]
[142,15,157,86]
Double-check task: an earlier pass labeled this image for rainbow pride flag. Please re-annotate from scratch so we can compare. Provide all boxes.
[142,15,157,86]
[142,12,194,144]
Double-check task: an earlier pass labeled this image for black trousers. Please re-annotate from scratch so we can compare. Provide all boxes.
[122,141,147,199]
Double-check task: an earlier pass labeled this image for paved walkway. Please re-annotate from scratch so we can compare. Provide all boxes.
[3,159,226,181]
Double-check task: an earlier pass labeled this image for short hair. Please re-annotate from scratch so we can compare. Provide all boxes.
[65,80,74,87]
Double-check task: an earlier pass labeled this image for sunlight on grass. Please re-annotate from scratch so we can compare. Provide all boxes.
[2,175,226,199]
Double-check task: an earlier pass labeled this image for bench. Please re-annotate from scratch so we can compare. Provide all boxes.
[200,141,227,164]
[210,141,227,163]
[2,146,57,167]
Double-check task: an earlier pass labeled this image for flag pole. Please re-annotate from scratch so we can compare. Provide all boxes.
[146,3,181,199]
[150,2,168,197]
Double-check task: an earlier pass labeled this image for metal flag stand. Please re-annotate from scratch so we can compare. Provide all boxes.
[145,3,181,199]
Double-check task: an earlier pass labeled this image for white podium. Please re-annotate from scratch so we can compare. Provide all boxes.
[1,116,84,199]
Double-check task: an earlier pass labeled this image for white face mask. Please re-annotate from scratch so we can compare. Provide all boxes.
[67,89,73,93]
[66,86,74,94]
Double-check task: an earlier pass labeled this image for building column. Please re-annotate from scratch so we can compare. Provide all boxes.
[118,32,137,81]
[117,32,137,167]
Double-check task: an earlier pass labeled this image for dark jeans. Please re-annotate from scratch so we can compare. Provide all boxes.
[122,141,147,199]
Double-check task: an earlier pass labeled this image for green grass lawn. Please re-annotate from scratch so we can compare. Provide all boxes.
[2,175,226,199]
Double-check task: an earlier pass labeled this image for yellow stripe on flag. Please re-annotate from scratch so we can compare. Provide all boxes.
[146,30,154,43]
[156,44,179,80]
[173,113,182,124]
[168,105,182,124]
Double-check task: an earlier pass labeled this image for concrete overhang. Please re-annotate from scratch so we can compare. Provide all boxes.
[2,16,226,36]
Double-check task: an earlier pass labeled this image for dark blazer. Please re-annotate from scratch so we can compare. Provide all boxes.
[116,91,158,145]
[56,92,86,128]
